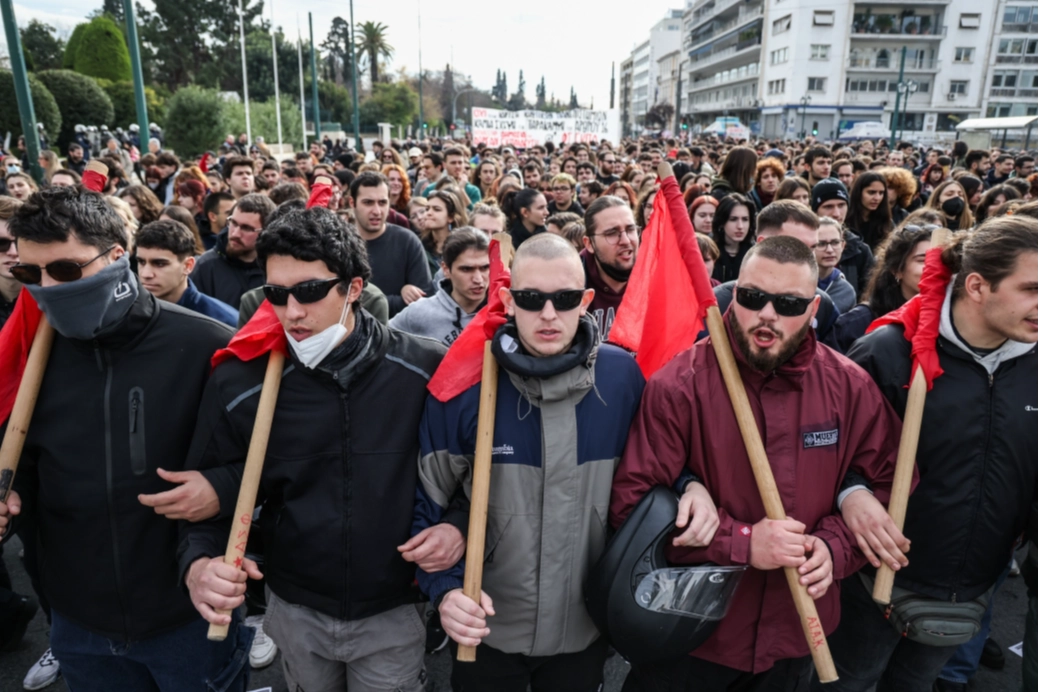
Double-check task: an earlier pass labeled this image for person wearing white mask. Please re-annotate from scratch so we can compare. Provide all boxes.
[181,206,463,692]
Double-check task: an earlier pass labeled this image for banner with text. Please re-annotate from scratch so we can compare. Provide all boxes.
[471,108,621,148]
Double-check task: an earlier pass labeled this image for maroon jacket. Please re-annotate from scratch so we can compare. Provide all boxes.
[581,250,625,340]
[610,315,906,674]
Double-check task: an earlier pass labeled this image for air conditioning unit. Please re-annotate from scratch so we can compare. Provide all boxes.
[947,92,957,101]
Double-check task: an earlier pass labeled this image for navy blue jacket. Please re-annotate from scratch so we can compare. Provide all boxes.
[176,279,239,328]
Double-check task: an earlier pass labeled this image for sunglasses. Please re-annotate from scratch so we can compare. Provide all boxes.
[0,238,13,253]
[263,278,341,306]
[510,289,585,312]
[735,287,814,317]
[11,246,115,284]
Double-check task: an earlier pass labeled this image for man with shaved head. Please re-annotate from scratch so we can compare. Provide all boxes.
[411,233,647,690]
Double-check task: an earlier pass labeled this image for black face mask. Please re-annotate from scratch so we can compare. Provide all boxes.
[597,257,633,283]
[941,197,965,218]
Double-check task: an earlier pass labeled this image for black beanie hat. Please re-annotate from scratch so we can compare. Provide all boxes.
[811,178,849,212]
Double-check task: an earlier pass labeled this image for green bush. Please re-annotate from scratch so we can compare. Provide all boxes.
[36,70,115,151]
[222,98,303,151]
[317,81,353,125]
[359,82,418,128]
[62,23,87,69]
[0,70,62,144]
[72,16,131,82]
[95,79,167,131]
[165,86,226,157]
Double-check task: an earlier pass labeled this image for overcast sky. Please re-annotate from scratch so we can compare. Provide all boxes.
[2,0,686,110]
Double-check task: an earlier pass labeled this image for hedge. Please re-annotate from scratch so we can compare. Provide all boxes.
[0,70,62,144]
[72,17,131,82]
[36,70,115,151]
[165,86,226,158]
[62,23,87,70]
[95,79,167,132]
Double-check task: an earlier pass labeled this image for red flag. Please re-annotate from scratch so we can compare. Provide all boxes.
[211,300,286,369]
[427,239,510,402]
[0,291,43,423]
[866,245,952,390]
[82,160,109,194]
[307,176,335,209]
[608,173,718,378]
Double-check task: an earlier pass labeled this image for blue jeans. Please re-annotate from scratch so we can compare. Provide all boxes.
[937,562,1011,684]
[50,610,254,692]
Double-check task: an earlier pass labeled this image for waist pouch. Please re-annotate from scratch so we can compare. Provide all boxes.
[857,572,990,648]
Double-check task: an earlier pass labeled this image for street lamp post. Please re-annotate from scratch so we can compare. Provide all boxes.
[895,80,918,143]
[799,95,811,140]
[452,88,477,131]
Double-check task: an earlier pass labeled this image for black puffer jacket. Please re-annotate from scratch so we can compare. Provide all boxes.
[848,325,1037,601]
[837,230,875,299]
[7,289,233,641]
[179,312,448,621]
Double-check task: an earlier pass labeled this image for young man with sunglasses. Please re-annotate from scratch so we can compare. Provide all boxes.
[0,186,249,691]
[412,233,646,691]
[181,206,457,692]
[582,195,639,341]
[0,196,22,327]
[191,193,275,309]
[611,236,903,691]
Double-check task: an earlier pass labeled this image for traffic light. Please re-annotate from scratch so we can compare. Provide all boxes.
[681,122,688,130]
[422,122,428,129]
[449,123,456,131]
[812,121,819,136]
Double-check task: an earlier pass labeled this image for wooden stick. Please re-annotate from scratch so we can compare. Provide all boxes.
[872,226,949,605]
[0,319,56,505]
[704,306,839,683]
[208,350,286,641]
[456,342,499,662]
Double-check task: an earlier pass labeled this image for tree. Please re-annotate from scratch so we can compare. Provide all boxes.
[507,70,527,111]
[89,1,125,23]
[535,76,546,110]
[62,23,88,69]
[36,70,115,150]
[95,79,167,130]
[360,81,418,128]
[320,17,352,88]
[21,20,65,72]
[569,87,579,109]
[645,102,675,129]
[492,70,508,105]
[317,81,353,125]
[73,16,132,82]
[355,21,393,87]
[0,71,62,144]
[440,64,455,123]
[223,97,302,146]
[164,86,226,157]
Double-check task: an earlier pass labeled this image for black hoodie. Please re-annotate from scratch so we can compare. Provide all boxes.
[190,230,265,309]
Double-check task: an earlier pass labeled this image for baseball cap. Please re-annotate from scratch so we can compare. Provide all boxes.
[408,147,422,158]
[811,179,849,212]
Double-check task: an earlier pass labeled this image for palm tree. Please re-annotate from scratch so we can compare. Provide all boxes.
[355,21,393,86]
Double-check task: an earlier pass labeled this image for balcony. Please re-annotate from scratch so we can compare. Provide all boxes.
[990,87,1039,98]
[850,14,945,38]
[689,63,760,92]
[689,34,762,71]
[996,53,1039,64]
[1002,22,1039,33]
[685,4,764,53]
[847,57,940,72]
[690,0,746,30]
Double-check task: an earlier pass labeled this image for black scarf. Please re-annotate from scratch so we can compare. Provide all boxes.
[491,314,598,379]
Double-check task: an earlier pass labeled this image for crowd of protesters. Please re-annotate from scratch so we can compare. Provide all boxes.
[0,126,1036,692]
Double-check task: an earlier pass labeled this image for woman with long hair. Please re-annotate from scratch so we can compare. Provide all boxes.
[38,150,61,183]
[709,146,757,201]
[501,186,549,247]
[634,184,659,228]
[4,172,38,201]
[956,174,984,210]
[159,205,206,255]
[117,185,164,225]
[924,180,974,230]
[621,165,645,192]
[383,164,412,214]
[880,166,917,225]
[973,184,1021,225]
[774,177,811,206]
[175,179,208,216]
[493,175,523,208]
[420,190,467,277]
[470,160,501,199]
[833,224,933,352]
[748,157,785,211]
[710,193,756,283]
[689,195,718,235]
[847,171,894,251]
[919,162,946,198]
[379,147,404,167]
[605,180,637,208]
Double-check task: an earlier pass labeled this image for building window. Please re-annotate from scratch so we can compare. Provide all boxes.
[770,48,789,64]
[987,103,1012,118]
[810,44,830,60]
[767,79,787,95]
[953,47,974,63]
[1003,5,1039,31]
[813,10,835,26]
[807,77,826,92]
[773,15,791,35]
[949,81,968,95]
[959,13,981,29]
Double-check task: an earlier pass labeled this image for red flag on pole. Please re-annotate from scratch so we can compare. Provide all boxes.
[427,239,511,402]
[865,245,952,390]
[306,176,335,209]
[608,174,718,378]
[211,300,287,369]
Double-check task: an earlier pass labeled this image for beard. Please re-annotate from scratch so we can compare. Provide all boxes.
[727,308,812,373]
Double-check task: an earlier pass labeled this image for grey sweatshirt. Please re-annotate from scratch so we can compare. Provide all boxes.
[388,280,481,346]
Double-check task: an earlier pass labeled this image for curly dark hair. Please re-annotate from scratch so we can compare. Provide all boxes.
[864,224,933,317]
[257,206,371,289]
[10,186,128,250]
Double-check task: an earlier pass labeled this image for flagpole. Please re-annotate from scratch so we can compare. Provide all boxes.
[238,0,252,144]
[270,0,283,151]
[297,15,307,151]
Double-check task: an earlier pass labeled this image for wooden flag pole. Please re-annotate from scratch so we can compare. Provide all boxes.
[0,318,55,505]
[872,225,950,605]
[704,300,839,683]
[207,350,285,641]
[456,342,499,662]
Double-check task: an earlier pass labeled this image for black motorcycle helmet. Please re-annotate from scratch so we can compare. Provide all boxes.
[585,486,745,665]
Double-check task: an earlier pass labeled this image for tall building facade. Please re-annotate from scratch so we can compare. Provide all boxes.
[625,10,684,135]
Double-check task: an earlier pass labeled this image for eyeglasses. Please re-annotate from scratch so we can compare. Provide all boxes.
[509,289,585,312]
[228,217,262,234]
[593,225,640,245]
[11,246,115,284]
[263,278,342,306]
[552,186,573,193]
[735,287,814,317]
[0,238,13,253]
[901,224,942,234]
[817,239,844,249]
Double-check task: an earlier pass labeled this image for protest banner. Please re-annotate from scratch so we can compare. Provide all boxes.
[471,107,621,148]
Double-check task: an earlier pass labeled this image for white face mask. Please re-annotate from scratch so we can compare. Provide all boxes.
[285,297,351,369]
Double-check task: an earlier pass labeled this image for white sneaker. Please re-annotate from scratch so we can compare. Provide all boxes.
[23,648,60,691]
[245,615,277,669]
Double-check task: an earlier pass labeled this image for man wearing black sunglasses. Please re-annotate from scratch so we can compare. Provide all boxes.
[612,236,903,690]
[0,186,248,690]
[182,206,452,692]
[413,233,647,690]
[0,197,21,328]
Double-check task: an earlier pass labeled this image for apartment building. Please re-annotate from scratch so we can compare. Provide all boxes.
[624,10,684,135]
[981,1,1039,118]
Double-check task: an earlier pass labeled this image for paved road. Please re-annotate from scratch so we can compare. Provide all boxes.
[2,536,1027,691]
